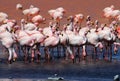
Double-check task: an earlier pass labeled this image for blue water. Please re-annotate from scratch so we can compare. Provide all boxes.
[0,43,120,81]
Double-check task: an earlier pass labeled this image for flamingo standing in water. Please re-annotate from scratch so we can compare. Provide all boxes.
[63,16,88,62]
[42,28,60,62]
[0,24,17,64]
[96,21,116,61]
[78,16,103,60]
[15,19,46,63]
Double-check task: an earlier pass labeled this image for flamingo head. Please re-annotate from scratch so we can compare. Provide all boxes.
[63,24,67,30]
[110,5,115,10]
[21,19,26,24]
[86,15,91,21]
[38,28,43,32]
[67,16,74,22]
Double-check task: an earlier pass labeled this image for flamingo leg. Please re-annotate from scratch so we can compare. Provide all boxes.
[44,47,51,62]
[82,45,87,60]
[36,44,41,63]
[66,46,74,63]
[110,43,112,61]
[8,48,13,64]
[12,48,17,62]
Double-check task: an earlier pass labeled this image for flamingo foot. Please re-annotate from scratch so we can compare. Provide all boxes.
[70,54,74,60]
[8,60,12,64]
[13,57,17,62]
[114,50,118,55]
[31,57,34,63]
[36,54,41,63]
[36,60,40,63]
[82,56,87,60]
[45,54,51,61]
[104,57,109,61]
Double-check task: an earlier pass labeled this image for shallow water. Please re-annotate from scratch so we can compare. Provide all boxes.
[0,59,120,81]
[0,44,120,81]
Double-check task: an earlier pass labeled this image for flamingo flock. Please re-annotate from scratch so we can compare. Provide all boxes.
[0,4,120,64]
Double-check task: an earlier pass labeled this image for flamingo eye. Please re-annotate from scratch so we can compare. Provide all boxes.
[50,25,53,28]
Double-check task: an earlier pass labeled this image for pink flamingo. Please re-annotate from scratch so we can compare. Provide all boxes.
[15,19,46,63]
[0,12,8,23]
[103,5,120,23]
[31,14,46,26]
[74,13,84,28]
[16,3,23,10]
[1,19,17,32]
[22,5,40,21]
[96,21,116,61]
[48,7,65,27]
[42,28,60,62]
[20,19,37,31]
[0,25,17,64]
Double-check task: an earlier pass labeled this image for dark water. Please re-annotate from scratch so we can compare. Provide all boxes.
[0,58,120,81]
[0,44,120,81]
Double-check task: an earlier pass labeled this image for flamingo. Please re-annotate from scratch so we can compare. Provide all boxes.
[13,19,37,63]
[103,5,120,23]
[42,28,60,62]
[22,5,40,21]
[0,25,17,64]
[56,7,66,14]
[31,14,46,26]
[96,21,117,61]
[48,7,65,27]
[16,3,23,10]
[74,13,84,28]
[78,16,104,60]
[117,15,120,21]
[42,22,58,36]
[0,12,8,23]
[20,19,37,31]
[113,24,120,54]
[24,29,46,62]
[1,19,17,32]
[15,19,47,63]
[64,16,87,62]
